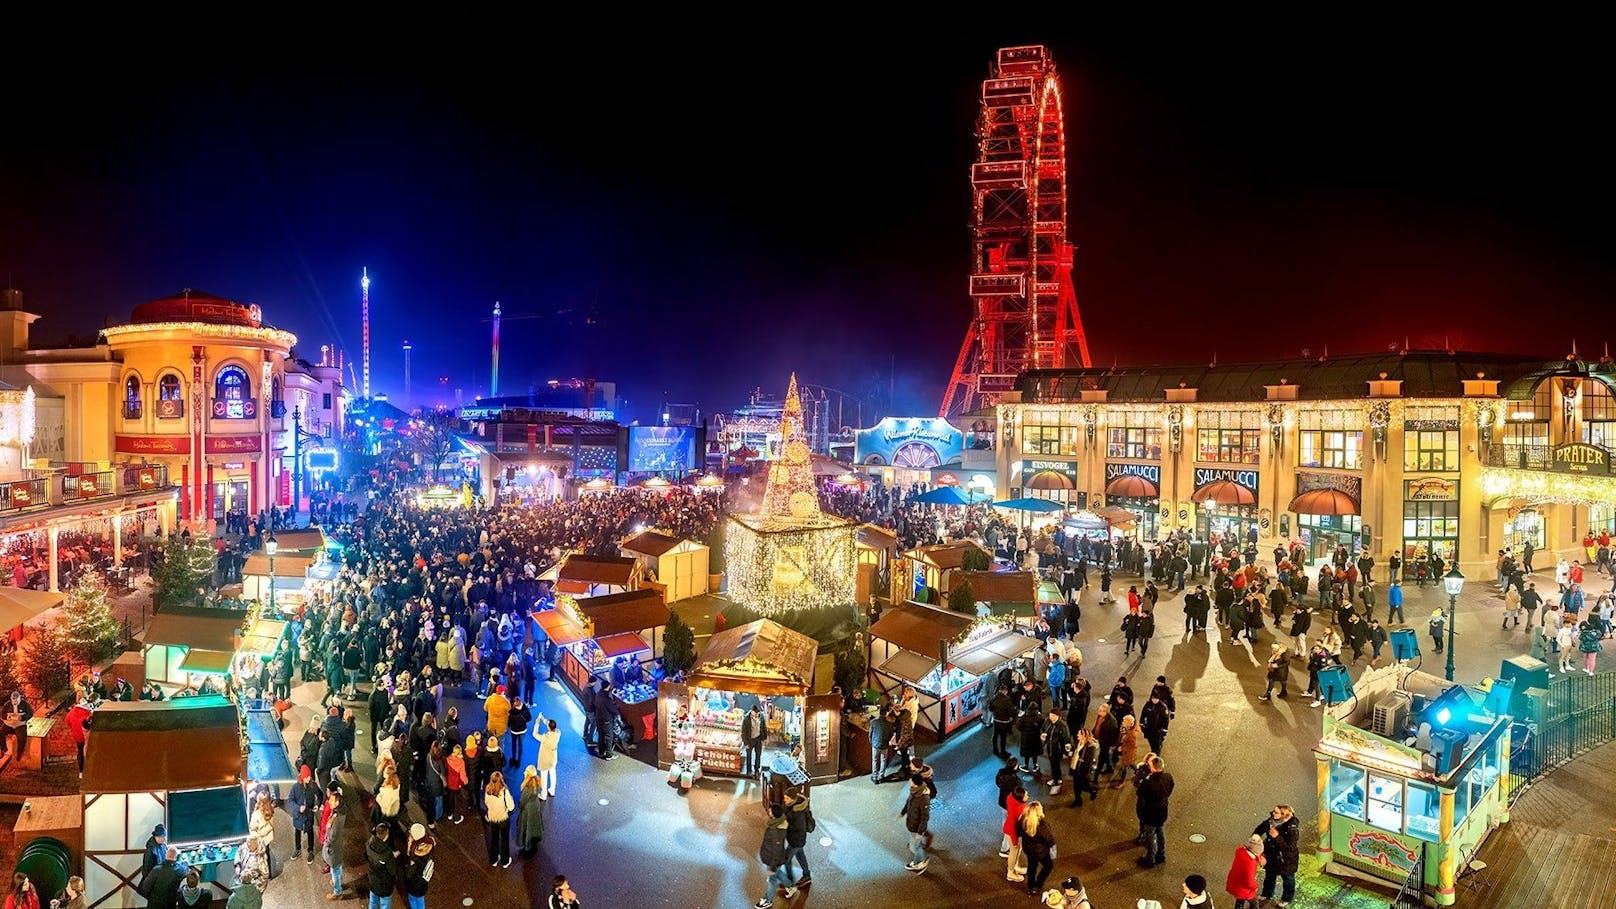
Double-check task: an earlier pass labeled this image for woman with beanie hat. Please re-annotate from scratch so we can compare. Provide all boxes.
[287,765,321,863]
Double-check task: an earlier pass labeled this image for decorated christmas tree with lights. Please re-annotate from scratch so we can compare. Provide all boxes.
[725,374,856,619]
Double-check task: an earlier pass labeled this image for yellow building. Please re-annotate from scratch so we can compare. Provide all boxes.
[995,351,1616,575]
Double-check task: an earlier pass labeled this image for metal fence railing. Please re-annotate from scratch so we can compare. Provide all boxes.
[1509,671,1616,802]
[1390,842,1427,907]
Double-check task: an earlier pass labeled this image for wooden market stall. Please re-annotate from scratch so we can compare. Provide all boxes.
[1315,665,1513,906]
[898,540,993,600]
[868,600,1042,738]
[619,529,710,603]
[81,698,247,908]
[241,552,316,611]
[950,570,1038,616]
[540,553,643,596]
[855,524,899,606]
[533,589,669,740]
[656,619,842,784]
[140,609,244,689]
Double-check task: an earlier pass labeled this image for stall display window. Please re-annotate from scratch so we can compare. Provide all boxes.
[1365,772,1405,834]
[1405,780,1440,842]
[916,663,975,698]
[1327,759,1367,821]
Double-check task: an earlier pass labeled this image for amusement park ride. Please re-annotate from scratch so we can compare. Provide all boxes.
[941,45,1092,419]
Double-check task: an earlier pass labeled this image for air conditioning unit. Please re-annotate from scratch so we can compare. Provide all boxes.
[1373,690,1412,738]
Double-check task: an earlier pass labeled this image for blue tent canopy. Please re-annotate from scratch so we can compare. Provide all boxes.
[992,497,1066,513]
[914,486,974,506]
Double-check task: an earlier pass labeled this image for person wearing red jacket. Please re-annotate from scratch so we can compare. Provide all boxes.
[65,694,94,775]
[1225,834,1265,909]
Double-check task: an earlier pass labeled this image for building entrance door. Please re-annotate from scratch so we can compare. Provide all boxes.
[212,479,250,521]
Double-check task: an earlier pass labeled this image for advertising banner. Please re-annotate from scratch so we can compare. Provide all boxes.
[855,417,964,469]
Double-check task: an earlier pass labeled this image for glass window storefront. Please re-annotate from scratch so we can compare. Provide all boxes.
[1403,499,1458,562]
[1195,411,1261,465]
[1107,420,1163,460]
[1022,409,1081,457]
[1299,514,1363,564]
[1199,505,1259,548]
[1111,497,1160,541]
[1591,504,1616,536]
[1328,759,1366,821]
[1504,508,1546,553]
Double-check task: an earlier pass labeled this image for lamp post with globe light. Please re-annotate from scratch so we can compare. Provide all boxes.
[265,533,278,614]
[1443,564,1465,681]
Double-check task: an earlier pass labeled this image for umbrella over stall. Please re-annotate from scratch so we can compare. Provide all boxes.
[914,486,976,506]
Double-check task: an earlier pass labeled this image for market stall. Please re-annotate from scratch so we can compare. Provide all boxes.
[141,609,244,689]
[619,529,710,603]
[855,524,899,606]
[656,619,841,784]
[898,540,993,601]
[533,589,669,739]
[1315,665,1512,906]
[540,552,643,596]
[868,600,1042,738]
[81,698,247,907]
[241,552,315,611]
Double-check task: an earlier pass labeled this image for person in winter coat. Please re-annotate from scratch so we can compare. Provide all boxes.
[516,767,546,856]
[1065,677,1091,736]
[421,742,447,827]
[1253,805,1299,906]
[782,790,815,887]
[534,717,561,798]
[1260,644,1290,702]
[1002,784,1028,882]
[1226,834,1265,909]
[1140,693,1171,755]
[756,804,793,909]
[319,789,347,899]
[1017,707,1044,771]
[1580,617,1604,674]
[365,824,398,909]
[287,766,321,862]
[483,771,515,867]
[899,776,931,874]
[1134,754,1174,867]
[1018,801,1057,895]
[506,698,532,767]
[1091,705,1119,778]
[1040,710,1074,795]
[401,834,435,909]
[1557,620,1578,673]
[1068,729,1100,806]
[1110,716,1141,787]
[445,744,467,824]
[989,688,1017,759]
[483,685,511,743]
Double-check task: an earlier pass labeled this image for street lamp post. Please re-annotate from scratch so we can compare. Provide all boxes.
[1443,564,1466,682]
[265,532,278,614]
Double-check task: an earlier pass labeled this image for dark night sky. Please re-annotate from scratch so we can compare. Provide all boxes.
[1,26,1606,422]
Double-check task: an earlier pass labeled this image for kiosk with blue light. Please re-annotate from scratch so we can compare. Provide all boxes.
[1314,660,1514,906]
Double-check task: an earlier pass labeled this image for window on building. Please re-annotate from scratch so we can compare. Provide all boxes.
[1297,410,1363,470]
[157,374,184,419]
[214,365,254,419]
[1195,410,1261,465]
[1106,416,1162,460]
[123,376,142,419]
[1503,381,1552,448]
[1584,381,1616,448]
[1403,430,1459,471]
[1021,409,1081,457]
[323,392,333,410]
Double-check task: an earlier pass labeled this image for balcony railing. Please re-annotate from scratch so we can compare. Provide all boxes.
[62,470,117,502]
[0,478,48,514]
[1486,442,1616,476]
[122,463,171,491]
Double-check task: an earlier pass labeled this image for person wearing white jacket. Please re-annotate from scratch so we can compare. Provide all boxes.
[484,772,515,868]
[533,716,561,798]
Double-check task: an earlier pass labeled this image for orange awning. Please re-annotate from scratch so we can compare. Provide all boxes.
[1289,488,1359,516]
[535,609,590,646]
[1191,479,1256,506]
[1105,474,1158,499]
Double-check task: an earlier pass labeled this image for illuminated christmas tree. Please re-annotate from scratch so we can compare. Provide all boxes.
[759,373,824,523]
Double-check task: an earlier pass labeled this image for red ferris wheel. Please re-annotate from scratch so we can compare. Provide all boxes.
[942,45,1092,418]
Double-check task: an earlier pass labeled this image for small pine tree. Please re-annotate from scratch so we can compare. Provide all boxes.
[153,537,216,611]
[662,611,697,675]
[21,625,71,701]
[0,648,19,699]
[61,571,120,668]
[947,581,977,614]
[961,547,992,572]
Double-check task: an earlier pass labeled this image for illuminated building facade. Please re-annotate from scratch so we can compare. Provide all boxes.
[996,351,1616,574]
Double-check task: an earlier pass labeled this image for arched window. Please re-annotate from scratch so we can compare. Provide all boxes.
[157,374,184,419]
[123,376,142,419]
[214,365,255,419]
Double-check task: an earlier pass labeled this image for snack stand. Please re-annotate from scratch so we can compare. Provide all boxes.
[867,600,1042,738]
[1315,666,1512,906]
[533,589,669,739]
[619,529,710,603]
[540,552,643,596]
[898,540,993,600]
[141,609,244,689]
[656,619,842,784]
[241,552,315,611]
[855,524,900,606]
[81,698,247,907]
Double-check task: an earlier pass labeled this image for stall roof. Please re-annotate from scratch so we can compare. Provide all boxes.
[619,530,692,557]
[178,649,233,675]
[82,699,243,792]
[0,586,63,635]
[952,570,1036,604]
[242,553,316,579]
[142,612,242,653]
[557,554,638,586]
[595,632,651,658]
[237,617,288,657]
[951,627,1041,677]
[534,609,590,646]
[903,540,992,571]
[856,524,900,552]
[687,619,818,696]
[577,589,670,637]
[264,530,327,553]
[878,650,940,685]
[869,601,975,659]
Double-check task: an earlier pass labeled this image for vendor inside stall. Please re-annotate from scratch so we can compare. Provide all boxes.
[868,600,1042,738]
[657,619,842,785]
[533,589,669,738]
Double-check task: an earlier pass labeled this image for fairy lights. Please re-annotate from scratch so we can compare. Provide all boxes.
[103,321,298,349]
[724,516,856,616]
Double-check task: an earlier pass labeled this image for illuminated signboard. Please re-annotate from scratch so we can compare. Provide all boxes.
[626,427,697,473]
[855,418,965,469]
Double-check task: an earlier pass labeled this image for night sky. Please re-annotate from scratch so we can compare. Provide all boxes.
[2,27,1606,422]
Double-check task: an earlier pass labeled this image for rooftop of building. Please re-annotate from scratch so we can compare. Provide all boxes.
[126,289,263,328]
[1018,349,1608,404]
